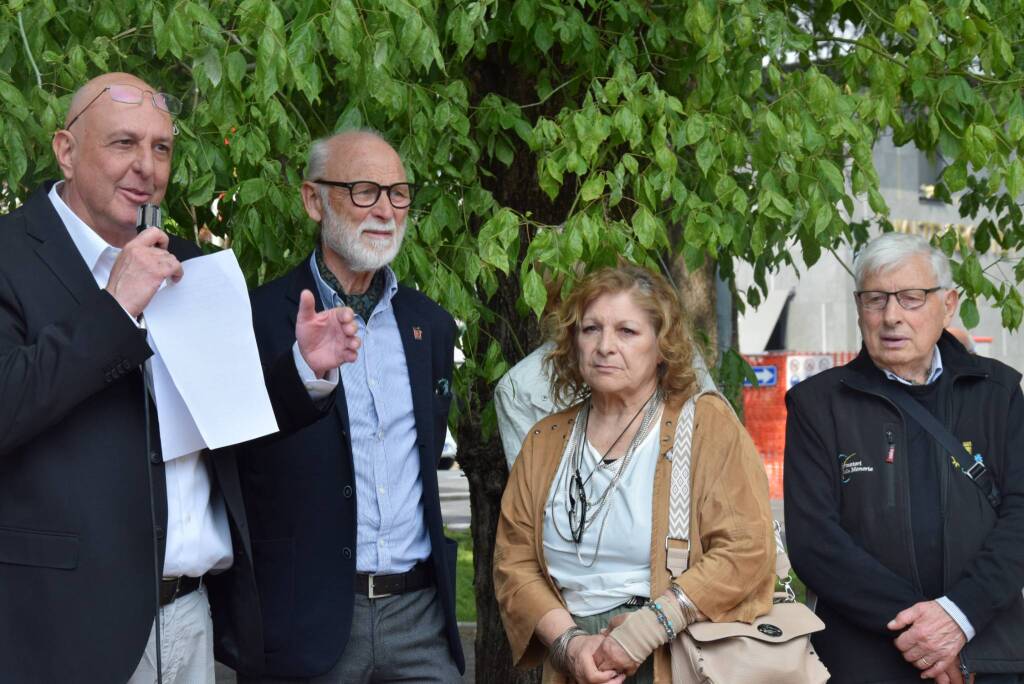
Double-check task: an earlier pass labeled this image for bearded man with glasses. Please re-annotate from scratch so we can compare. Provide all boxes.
[0,72,361,683]
[784,232,1024,684]
[225,129,464,682]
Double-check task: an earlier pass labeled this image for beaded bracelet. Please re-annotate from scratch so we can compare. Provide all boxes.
[648,601,676,641]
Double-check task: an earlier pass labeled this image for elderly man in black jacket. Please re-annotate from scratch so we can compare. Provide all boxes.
[785,232,1024,684]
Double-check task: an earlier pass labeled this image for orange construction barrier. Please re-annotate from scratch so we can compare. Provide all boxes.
[742,351,857,499]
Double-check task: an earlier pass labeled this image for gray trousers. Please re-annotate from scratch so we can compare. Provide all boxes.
[128,584,215,684]
[242,585,460,683]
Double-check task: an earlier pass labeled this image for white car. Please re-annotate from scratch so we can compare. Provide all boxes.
[439,427,457,470]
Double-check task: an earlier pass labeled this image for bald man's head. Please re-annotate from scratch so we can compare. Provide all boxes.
[53,72,176,245]
[64,73,157,129]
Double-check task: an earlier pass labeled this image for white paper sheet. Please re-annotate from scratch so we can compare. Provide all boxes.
[148,341,206,459]
[144,250,278,459]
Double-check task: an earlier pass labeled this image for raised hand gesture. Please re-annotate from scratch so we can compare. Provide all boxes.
[294,289,361,377]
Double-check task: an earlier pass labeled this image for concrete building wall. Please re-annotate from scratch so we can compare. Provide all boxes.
[735,132,1024,376]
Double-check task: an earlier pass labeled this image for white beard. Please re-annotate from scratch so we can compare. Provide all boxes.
[321,205,405,273]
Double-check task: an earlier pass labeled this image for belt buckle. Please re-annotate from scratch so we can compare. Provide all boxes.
[161,576,181,604]
[366,574,392,600]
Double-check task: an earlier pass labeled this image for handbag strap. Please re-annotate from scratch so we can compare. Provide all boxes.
[665,390,709,577]
[665,391,792,586]
[871,380,1000,509]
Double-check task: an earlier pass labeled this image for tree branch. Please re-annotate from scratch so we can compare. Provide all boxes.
[17,13,42,88]
[812,36,909,70]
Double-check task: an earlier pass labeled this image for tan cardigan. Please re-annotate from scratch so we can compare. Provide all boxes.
[493,392,776,683]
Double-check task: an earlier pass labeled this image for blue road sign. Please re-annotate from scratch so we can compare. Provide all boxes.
[743,365,778,388]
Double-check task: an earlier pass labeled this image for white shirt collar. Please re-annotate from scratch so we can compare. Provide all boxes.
[48,182,121,286]
[881,346,944,386]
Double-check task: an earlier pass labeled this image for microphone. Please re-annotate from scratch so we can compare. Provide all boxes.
[135,199,167,684]
[136,203,162,233]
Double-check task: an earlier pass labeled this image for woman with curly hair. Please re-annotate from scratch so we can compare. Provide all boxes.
[494,264,775,683]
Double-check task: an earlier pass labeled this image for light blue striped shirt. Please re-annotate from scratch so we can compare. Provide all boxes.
[310,254,431,574]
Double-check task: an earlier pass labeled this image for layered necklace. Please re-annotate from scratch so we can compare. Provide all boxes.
[550,387,664,567]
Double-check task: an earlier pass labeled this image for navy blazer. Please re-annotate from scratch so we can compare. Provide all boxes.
[229,257,465,677]
[0,184,321,682]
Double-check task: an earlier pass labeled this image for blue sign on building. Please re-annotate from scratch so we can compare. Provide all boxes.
[743,365,778,388]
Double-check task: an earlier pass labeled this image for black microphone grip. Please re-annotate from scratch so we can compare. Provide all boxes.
[135,203,162,234]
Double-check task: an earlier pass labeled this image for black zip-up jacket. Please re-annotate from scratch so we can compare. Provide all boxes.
[784,332,1024,683]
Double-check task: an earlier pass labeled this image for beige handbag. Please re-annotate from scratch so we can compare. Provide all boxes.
[666,391,830,684]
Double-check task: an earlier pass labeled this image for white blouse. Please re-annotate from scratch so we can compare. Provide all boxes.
[542,410,662,616]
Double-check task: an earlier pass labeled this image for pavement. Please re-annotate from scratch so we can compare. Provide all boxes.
[439,467,472,531]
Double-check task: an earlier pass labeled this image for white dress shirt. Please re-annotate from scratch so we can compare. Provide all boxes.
[48,183,336,578]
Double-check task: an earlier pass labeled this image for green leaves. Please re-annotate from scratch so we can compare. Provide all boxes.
[0,0,1022,487]
[195,48,223,89]
[695,139,716,176]
[960,298,980,329]
[0,79,30,122]
[477,208,518,275]
[522,267,546,319]
[1006,159,1024,199]
[817,159,846,196]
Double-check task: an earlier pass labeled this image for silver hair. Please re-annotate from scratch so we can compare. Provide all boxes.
[303,127,391,181]
[852,232,953,290]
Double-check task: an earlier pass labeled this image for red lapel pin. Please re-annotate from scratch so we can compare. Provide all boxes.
[412,326,423,340]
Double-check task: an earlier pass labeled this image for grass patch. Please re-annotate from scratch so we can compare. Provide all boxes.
[446,527,476,622]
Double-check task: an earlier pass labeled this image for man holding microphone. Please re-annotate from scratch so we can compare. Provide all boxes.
[0,71,359,683]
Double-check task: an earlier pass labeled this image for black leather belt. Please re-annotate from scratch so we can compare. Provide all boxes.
[355,561,433,599]
[159,575,202,606]
[621,596,649,608]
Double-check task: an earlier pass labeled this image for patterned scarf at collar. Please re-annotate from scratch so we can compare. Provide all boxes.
[314,246,386,322]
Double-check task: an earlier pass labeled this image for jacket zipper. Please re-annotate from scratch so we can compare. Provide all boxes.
[839,380,921,593]
[885,429,896,508]
[940,387,954,597]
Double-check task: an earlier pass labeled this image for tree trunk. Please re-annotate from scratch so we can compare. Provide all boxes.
[458,41,579,684]
[672,256,718,363]
[457,268,545,683]
[459,433,542,684]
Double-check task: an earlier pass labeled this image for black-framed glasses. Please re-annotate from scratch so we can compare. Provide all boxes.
[854,287,944,311]
[65,84,183,130]
[313,179,415,208]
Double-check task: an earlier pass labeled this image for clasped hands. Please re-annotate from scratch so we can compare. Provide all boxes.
[560,631,633,684]
[888,600,968,684]
[562,596,969,684]
[107,229,361,377]
[559,612,648,684]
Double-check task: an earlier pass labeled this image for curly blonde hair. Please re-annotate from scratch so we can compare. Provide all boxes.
[544,265,698,406]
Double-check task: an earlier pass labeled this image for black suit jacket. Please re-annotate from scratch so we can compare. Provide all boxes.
[228,257,465,677]
[0,184,318,682]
